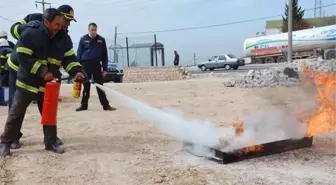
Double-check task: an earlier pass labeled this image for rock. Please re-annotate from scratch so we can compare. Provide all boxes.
[218,59,335,89]
[283,67,299,79]
[154,175,165,183]
[223,78,236,87]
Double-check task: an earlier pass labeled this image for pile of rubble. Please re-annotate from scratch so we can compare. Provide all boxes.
[224,59,336,88]
[179,67,192,79]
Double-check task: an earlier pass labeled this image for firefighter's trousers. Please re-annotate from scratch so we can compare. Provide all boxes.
[0,88,57,147]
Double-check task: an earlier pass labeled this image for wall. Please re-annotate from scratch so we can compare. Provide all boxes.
[123,66,191,83]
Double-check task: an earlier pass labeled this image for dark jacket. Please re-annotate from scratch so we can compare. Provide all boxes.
[15,20,51,94]
[8,41,15,49]
[10,13,43,40]
[77,34,108,71]
[9,13,83,80]
[174,53,179,65]
[0,47,13,71]
[48,30,82,79]
[8,13,44,73]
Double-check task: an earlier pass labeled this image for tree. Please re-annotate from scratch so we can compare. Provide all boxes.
[282,0,311,32]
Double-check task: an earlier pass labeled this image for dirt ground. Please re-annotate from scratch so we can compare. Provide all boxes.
[0,77,335,185]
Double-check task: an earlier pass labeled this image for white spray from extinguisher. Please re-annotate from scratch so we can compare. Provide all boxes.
[91,82,226,149]
[92,82,307,155]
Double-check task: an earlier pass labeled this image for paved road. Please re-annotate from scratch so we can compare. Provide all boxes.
[187,63,286,74]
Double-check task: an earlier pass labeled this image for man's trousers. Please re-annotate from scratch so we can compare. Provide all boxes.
[0,88,57,147]
[80,61,109,108]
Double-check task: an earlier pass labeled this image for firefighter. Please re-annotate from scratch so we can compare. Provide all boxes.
[76,23,116,111]
[7,4,81,149]
[0,8,84,157]
[0,39,13,106]
[0,30,15,49]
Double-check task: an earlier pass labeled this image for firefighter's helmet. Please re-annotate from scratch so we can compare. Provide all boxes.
[0,38,9,47]
[0,30,7,38]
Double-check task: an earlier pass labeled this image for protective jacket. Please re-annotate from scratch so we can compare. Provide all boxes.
[9,13,82,82]
[8,13,44,73]
[77,34,108,71]
[0,47,13,71]
[10,13,42,40]
[14,20,50,94]
[7,41,15,49]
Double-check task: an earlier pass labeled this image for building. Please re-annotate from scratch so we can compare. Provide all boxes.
[265,16,336,35]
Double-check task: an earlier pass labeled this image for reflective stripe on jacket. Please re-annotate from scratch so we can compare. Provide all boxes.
[0,47,13,70]
[14,21,50,94]
[10,13,83,82]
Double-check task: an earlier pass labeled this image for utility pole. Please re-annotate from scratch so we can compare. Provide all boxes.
[154,34,158,66]
[114,26,117,62]
[193,53,199,65]
[35,0,51,12]
[314,0,322,18]
[288,0,293,63]
[193,53,196,65]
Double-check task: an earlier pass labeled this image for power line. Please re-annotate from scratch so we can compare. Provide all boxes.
[119,2,336,35]
[0,15,15,23]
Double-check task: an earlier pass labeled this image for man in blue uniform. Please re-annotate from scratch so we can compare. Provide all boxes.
[0,8,84,157]
[6,5,81,150]
[76,23,115,111]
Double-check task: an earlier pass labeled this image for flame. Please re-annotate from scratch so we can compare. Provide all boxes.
[300,65,336,137]
[231,122,264,154]
[232,122,244,136]
[237,145,264,156]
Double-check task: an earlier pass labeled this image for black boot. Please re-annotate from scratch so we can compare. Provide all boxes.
[45,143,65,154]
[76,105,87,112]
[103,105,116,111]
[10,132,23,149]
[56,137,63,146]
[0,143,10,157]
[43,126,64,154]
[10,140,22,149]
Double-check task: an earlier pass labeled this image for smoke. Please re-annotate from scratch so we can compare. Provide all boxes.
[94,84,308,154]
[94,83,223,148]
[220,109,308,152]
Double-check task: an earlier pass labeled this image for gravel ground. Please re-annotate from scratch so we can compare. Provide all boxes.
[0,78,335,185]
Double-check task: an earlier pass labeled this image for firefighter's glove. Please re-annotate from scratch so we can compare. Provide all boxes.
[44,72,54,81]
[74,72,85,83]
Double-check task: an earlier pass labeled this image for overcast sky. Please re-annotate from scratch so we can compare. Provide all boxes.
[1,0,335,66]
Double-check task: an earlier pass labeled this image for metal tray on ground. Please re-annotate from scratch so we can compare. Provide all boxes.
[183,137,313,164]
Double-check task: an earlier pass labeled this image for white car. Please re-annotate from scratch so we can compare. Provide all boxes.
[197,54,245,71]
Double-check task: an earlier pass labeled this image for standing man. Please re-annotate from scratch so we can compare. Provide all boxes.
[0,8,64,157]
[173,50,179,67]
[6,4,82,150]
[0,30,15,49]
[76,23,116,111]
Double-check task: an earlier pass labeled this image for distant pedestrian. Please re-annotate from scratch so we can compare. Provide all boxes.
[173,50,179,67]
[76,22,116,111]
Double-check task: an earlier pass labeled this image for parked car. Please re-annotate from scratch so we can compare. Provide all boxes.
[197,54,245,71]
[104,60,124,83]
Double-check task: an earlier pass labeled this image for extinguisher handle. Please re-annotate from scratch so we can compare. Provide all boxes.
[55,78,62,83]
[75,77,87,83]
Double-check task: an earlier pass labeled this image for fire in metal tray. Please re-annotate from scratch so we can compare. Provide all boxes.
[183,137,313,164]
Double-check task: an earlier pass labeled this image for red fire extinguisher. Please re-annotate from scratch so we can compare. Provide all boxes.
[41,81,61,126]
